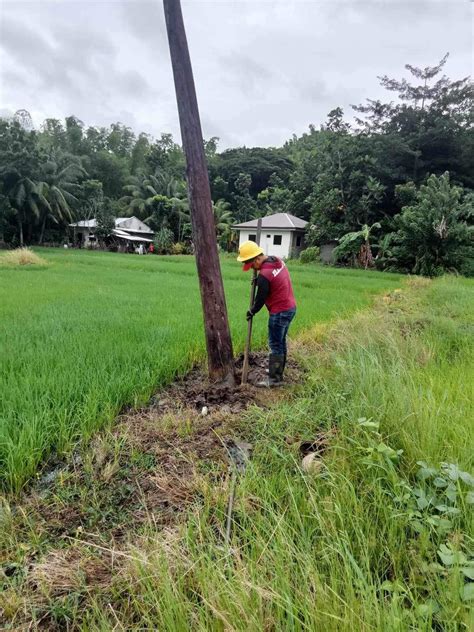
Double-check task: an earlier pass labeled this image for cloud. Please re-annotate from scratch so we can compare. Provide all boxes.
[0,0,471,149]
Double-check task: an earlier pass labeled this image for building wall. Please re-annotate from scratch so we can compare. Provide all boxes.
[290,231,306,257]
[238,230,293,259]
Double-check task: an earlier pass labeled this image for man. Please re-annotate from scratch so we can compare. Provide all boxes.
[237,240,296,386]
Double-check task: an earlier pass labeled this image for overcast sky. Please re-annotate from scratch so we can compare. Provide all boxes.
[0,0,472,149]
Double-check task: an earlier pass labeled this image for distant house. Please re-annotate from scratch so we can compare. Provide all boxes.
[69,216,154,249]
[233,213,308,259]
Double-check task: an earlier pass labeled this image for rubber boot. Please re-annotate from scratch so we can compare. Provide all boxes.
[280,353,287,381]
[257,354,284,387]
[266,353,287,376]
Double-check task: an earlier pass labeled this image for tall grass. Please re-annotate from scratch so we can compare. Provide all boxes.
[84,276,473,631]
[0,247,47,267]
[0,249,403,491]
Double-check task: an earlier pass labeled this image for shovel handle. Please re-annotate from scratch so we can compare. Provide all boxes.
[241,270,257,385]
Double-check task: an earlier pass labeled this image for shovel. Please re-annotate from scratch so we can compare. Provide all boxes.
[241,269,257,385]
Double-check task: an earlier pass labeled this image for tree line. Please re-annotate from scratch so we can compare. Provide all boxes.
[0,54,472,275]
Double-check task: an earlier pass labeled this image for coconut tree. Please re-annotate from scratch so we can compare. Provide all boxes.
[121,172,187,220]
[1,172,41,245]
[120,173,150,218]
[36,154,86,244]
[212,199,235,250]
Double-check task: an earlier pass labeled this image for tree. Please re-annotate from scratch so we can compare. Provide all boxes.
[106,123,136,157]
[391,172,473,276]
[65,116,85,155]
[232,172,257,222]
[95,197,116,247]
[257,173,293,215]
[130,133,151,175]
[36,152,86,244]
[121,172,189,240]
[0,120,43,245]
[88,150,130,198]
[352,54,473,186]
[334,222,382,269]
[146,133,186,179]
[78,179,104,221]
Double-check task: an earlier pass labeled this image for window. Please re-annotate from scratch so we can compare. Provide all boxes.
[267,234,271,238]
[296,235,302,247]
[273,235,282,245]
[248,234,256,242]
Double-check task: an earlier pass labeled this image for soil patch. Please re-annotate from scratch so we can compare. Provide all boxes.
[151,351,299,415]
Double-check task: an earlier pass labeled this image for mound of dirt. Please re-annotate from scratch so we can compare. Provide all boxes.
[151,351,299,416]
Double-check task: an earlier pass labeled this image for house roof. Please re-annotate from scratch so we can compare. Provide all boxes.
[69,216,153,234]
[233,213,307,231]
[70,219,97,228]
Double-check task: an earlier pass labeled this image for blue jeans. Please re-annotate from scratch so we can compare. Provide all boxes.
[268,308,296,355]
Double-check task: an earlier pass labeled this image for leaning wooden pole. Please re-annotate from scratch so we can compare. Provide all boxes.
[163,0,234,385]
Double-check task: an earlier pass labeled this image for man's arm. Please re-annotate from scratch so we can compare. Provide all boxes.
[248,275,270,317]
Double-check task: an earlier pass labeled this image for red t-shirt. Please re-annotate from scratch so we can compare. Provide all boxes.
[258,258,296,314]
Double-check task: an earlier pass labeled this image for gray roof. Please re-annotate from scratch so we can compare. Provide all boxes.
[70,216,153,234]
[233,213,307,231]
[69,219,97,228]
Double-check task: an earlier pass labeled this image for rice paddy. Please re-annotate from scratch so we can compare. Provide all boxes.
[0,248,404,491]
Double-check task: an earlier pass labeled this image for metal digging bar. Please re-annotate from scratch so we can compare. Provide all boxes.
[241,218,262,385]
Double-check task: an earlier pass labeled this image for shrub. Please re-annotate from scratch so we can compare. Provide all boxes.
[300,246,320,264]
[171,242,186,255]
[0,247,47,267]
[154,227,174,254]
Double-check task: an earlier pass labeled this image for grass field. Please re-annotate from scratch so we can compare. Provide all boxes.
[0,249,403,492]
[94,276,470,631]
[1,274,472,629]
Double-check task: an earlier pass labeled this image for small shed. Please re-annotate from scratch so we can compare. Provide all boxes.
[70,216,154,248]
[233,213,308,259]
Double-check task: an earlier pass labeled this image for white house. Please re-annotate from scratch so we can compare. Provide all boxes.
[233,213,308,259]
[69,216,154,249]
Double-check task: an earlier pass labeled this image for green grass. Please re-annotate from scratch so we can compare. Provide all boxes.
[0,274,472,630]
[82,276,473,631]
[0,249,402,492]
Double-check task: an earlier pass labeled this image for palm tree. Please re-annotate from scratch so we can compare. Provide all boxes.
[36,154,86,244]
[120,173,150,218]
[0,170,41,245]
[122,171,190,241]
[212,199,234,234]
[121,172,187,220]
[212,199,235,250]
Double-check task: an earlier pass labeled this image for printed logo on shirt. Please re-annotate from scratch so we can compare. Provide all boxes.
[272,261,286,277]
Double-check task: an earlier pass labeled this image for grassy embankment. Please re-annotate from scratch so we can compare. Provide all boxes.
[0,248,402,491]
[0,274,472,630]
[85,276,474,630]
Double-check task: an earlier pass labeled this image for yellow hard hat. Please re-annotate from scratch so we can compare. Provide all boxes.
[237,240,264,262]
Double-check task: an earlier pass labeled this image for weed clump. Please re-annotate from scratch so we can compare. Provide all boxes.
[0,247,47,267]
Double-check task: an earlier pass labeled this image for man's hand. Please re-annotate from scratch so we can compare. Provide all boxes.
[246,310,254,321]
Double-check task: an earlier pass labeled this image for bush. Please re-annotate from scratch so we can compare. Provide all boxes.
[154,227,174,254]
[300,246,320,264]
[171,242,186,255]
[0,247,47,267]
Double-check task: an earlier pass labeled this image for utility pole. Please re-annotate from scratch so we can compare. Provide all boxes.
[163,0,235,385]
